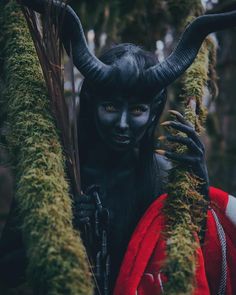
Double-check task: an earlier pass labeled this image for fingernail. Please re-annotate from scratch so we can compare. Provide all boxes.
[161,121,171,126]
[169,110,183,117]
[158,136,166,141]
[155,149,166,156]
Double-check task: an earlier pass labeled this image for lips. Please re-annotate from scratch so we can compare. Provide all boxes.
[113,134,130,144]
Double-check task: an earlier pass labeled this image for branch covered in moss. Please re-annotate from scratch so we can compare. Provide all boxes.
[0,1,93,294]
[161,2,217,295]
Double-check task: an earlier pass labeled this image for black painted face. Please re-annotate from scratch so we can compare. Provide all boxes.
[94,96,153,151]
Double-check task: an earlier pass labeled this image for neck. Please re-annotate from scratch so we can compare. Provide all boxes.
[85,138,139,171]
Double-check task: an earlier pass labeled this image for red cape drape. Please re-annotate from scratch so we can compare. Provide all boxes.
[114,187,236,295]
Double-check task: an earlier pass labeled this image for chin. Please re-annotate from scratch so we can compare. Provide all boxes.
[103,138,134,152]
[98,132,136,152]
[109,142,132,152]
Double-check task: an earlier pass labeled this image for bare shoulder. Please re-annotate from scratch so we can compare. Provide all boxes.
[226,194,236,226]
[154,153,172,181]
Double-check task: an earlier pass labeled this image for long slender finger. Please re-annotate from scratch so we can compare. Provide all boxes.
[169,110,185,124]
[77,203,96,210]
[161,120,193,134]
[93,191,103,211]
[85,184,100,195]
[165,152,200,165]
[79,217,90,224]
[161,120,203,148]
[78,210,94,218]
[169,110,194,128]
[78,194,92,203]
[155,149,199,164]
[159,135,203,155]
[165,151,199,164]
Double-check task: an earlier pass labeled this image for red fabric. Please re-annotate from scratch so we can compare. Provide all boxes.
[113,187,236,295]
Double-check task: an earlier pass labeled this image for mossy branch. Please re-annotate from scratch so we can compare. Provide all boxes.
[161,3,217,295]
[0,1,93,294]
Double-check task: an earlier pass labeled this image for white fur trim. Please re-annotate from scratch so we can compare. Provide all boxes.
[226,195,236,226]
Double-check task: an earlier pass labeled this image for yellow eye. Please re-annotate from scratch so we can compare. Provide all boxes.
[104,104,117,112]
[130,107,143,116]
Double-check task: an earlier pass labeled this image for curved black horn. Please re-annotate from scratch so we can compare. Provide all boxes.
[145,10,236,92]
[21,0,113,84]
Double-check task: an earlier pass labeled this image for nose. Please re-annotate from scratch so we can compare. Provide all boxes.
[115,110,129,132]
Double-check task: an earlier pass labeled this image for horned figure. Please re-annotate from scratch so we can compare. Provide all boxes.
[1,0,236,294]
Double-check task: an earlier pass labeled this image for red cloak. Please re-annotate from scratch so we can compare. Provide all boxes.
[114,187,236,295]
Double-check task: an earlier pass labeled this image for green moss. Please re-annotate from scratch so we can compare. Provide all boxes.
[0,1,93,294]
[163,168,208,294]
[182,35,210,132]
[161,3,216,295]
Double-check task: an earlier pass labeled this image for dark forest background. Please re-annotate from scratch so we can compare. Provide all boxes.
[1,0,236,234]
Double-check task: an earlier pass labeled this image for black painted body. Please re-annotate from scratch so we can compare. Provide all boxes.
[79,140,169,292]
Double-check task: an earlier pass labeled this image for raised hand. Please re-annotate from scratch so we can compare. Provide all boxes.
[73,185,109,246]
[73,186,110,294]
[73,185,100,228]
[156,110,209,197]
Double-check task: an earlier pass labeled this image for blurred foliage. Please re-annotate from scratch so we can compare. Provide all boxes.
[69,0,169,50]
[207,25,236,194]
